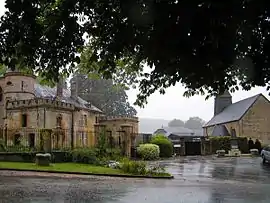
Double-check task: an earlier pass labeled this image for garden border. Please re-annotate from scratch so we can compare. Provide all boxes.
[0,168,174,179]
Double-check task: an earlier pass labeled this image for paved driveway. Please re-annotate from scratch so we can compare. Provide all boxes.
[1,157,270,203]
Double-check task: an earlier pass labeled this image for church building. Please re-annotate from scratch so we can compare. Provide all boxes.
[203,91,270,144]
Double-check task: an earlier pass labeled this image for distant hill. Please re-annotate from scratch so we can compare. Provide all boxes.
[139,118,170,134]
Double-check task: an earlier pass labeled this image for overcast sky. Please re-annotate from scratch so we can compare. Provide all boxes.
[0,2,269,122]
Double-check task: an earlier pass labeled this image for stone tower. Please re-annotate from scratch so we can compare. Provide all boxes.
[0,69,36,127]
[214,90,232,116]
[3,70,36,101]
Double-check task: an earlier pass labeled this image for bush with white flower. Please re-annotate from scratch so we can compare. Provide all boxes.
[137,144,160,160]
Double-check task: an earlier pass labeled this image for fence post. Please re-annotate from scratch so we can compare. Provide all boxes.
[4,127,7,146]
[71,114,74,149]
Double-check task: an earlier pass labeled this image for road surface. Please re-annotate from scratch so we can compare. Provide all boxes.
[0,156,270,203]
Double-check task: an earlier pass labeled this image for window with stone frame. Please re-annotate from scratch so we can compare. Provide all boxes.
[84,115,87,126]
[78,115,84,127]
[78,131,87,146]
[56,114,62,128]
[21,114,27,127]
[78,115,88,127]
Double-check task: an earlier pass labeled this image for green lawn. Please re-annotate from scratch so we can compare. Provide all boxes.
[0,162,125,175]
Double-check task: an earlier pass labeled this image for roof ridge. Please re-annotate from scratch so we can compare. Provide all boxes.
[204,93,262,127]
[34,83,102,113]
[230,93,261,105]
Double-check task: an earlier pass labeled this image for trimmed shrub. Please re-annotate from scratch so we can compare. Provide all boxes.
[137,144,160,160]
[151,135,173,158]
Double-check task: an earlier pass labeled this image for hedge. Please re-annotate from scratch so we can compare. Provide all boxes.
[151,135,173,158]
[207,136,249,154]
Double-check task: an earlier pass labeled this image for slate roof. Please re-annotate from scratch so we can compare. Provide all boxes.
[211,125,230,136]
[154,126,203,137]
[193,129,204,137]
[34,84,102,113]
[204,94,262,127]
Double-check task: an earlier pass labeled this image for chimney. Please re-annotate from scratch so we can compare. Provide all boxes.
[56,78,63,98]
[214,90,232,116]
[70,78,78,99]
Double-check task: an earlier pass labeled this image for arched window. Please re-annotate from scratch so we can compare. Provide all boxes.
[0,86,2,102]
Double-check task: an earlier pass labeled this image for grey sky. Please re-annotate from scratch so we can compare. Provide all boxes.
[0,2,269,122]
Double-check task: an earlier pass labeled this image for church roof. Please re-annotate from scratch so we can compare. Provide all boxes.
[211,125,230,136]
[203,94,262,127]
[34,84,102,113]
[154,126,203,137]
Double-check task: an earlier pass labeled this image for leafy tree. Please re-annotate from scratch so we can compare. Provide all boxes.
[168,119,185,127]
[0,64,7,75]
[2,1,270,106]
[184,117,206,130]
[72,45,137,116]
[0,63,62,87]
[71,74,137,116]
[76,45,141,89]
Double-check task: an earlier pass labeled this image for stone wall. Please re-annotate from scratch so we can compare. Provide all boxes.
[224,121,240,136]
[6,107,73,129]
[241,95,270,144]
[95,116,139,156]
[73,109,97,148]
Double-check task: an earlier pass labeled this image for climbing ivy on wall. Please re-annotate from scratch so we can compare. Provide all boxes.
[96,128,108,157]
[39,129,52,152]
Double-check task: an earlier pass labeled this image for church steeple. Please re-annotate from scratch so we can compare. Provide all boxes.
[214,90,232,116]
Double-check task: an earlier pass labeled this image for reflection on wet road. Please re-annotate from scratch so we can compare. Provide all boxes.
[1,157,270,203]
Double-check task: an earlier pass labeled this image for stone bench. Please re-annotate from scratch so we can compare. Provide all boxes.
[35,153,51,166]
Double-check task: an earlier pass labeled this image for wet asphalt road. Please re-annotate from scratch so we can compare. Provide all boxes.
[1,157,270,203]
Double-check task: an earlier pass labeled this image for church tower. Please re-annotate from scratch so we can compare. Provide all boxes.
[214,90,232,116]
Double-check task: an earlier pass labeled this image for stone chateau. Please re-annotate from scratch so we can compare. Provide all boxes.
[0,70,138,156]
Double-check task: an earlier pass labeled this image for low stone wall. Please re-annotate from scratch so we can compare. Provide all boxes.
[0,152,72,163]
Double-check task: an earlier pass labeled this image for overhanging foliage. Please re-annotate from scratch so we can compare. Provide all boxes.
[1,1,270,106]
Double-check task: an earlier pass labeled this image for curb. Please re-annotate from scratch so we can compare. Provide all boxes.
[0,168,174,180]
